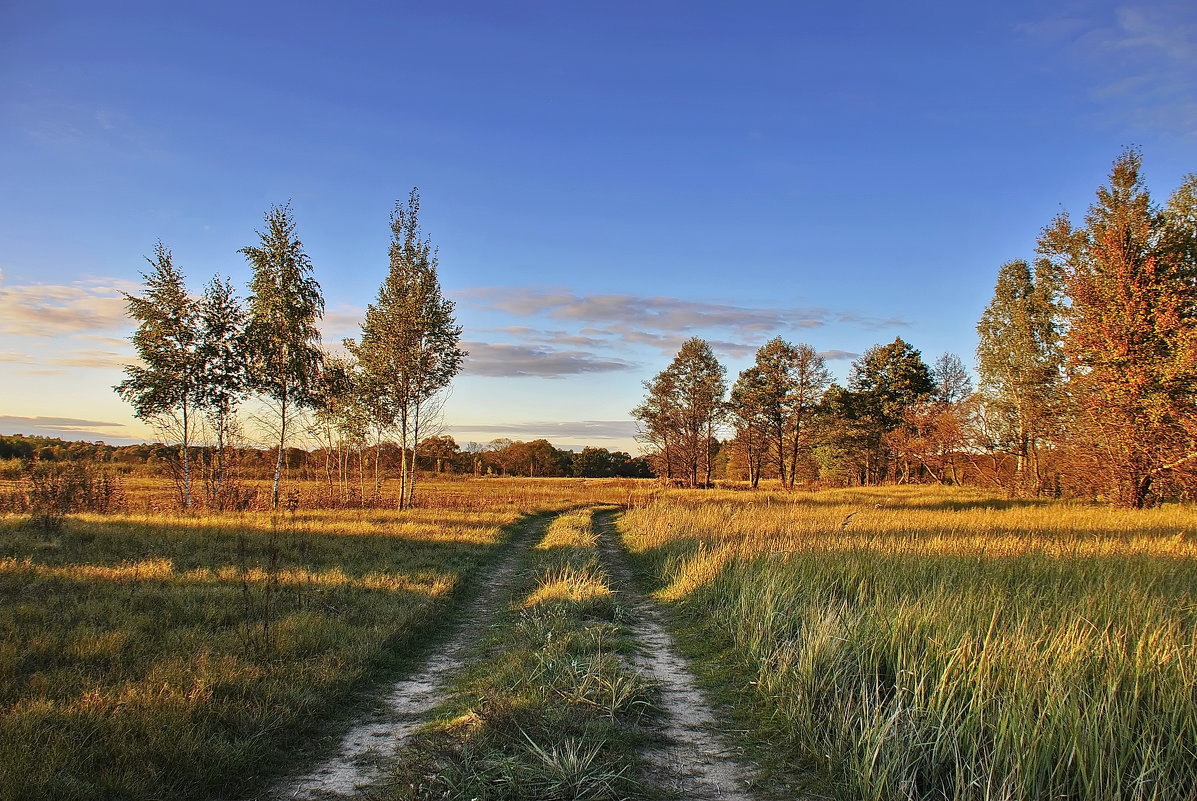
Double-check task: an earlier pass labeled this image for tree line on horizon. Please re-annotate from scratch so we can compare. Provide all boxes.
[0,434,650,485]
[633,151,1197,508]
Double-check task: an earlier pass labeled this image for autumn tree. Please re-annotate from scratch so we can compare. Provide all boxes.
[725,418,769,487]
[116,243,200,508]
[879,352,974,485]
[631,369,682,480]
[419,435,458,473]
[633,338,726,487]
[1039,150,1197,507]
[931,352,973,404]
[353,189,465,509]
[242,204,325,509]
[729,338,829,489]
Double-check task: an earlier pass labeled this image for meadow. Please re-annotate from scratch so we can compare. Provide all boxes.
[619,485,1197,800]
[4,475,1196,800]
[0,477,634,801]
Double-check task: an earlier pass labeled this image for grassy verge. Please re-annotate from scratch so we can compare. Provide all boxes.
[0,505,531,801]
[385,507,660,801]
[619,486,1197,801]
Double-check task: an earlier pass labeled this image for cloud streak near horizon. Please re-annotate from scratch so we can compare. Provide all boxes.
[0,277,136,337]
[459,287,896,368]
[460,341,636,378]
[458,286,908,336]
[449,419,638,442]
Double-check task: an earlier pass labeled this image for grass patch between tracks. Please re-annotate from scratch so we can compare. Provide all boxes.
[385,507,661,801]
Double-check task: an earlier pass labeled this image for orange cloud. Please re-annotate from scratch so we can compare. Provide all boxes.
[0,277,135,336]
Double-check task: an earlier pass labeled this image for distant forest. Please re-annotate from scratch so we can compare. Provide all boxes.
[0,434,652,481]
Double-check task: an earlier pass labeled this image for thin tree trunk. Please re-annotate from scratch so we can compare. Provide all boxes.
[323,425,334,505]
[374,428,382,499]
[358,446,365,503]
[408,397,422,508]
[214,409,225,511]
[181,400,192,509]
[272,393,287,510]
[398,407,409,510]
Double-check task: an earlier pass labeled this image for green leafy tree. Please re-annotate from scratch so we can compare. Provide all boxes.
[242,204,325,509]
[116,243,200,508]
[1039,150,1197,507]
[975,259,1062,495]
[353,189,466,508]
[196,275,248,508]
[573,446,616,478]
[846,337,935,483]
[309,349,369,504]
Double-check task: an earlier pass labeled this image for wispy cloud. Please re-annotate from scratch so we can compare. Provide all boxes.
[1018,4,1197,136]
[460,341,636,378]
[0,276,135,336]
[0,415,127,432]
[320,305,364,340]
[449,419,638,442]
[483,326,612,349]
[459,287,838,335]
[80,335,132,348]
[461,290,891,367]
[0,416,146,444]
[47,349,132,370]
[819,349,861,361]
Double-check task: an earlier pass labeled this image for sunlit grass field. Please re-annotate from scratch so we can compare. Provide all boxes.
[620,486,1197,800]
[7,476,1196,800]
[0,477,629,801]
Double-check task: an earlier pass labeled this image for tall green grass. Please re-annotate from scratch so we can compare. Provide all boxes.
[620,486,1197,801]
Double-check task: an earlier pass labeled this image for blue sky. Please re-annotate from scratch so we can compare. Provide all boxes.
[1,1,1194,451]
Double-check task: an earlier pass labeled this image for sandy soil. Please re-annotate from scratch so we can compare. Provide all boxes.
[594,511,759,801]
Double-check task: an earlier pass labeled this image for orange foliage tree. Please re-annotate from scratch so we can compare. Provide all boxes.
[1039,150,1197,507]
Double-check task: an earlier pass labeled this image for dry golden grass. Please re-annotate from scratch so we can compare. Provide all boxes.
[620,485,1197,800]
[0,478,628,801]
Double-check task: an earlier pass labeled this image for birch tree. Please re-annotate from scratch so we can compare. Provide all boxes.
[196,275,248,509]
[354,189,465,509]
[242,204,324,509]
[116,243,200,508]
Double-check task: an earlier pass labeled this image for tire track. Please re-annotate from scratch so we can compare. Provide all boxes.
[271,513,553,800]
[593,510,759,801]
